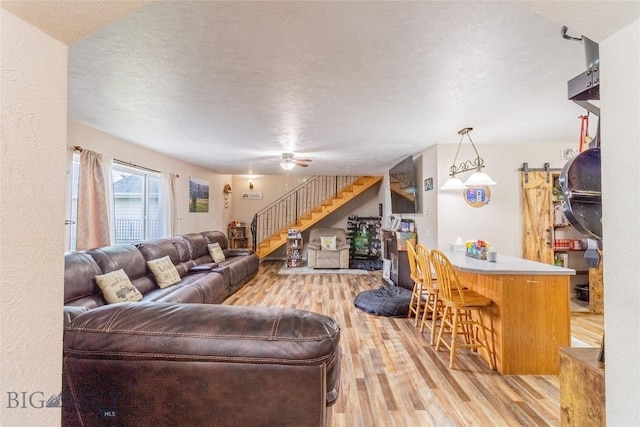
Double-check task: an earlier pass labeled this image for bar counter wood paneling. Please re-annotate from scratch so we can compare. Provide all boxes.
[444,251,574,375]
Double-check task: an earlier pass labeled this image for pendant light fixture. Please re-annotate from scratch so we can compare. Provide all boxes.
[280,160,296,171]
[440,127,496,190]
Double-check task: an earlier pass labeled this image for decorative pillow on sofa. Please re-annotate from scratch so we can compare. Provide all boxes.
[94,269,143,304]
[208,243,226,263]
[320,236,337,251]
[147,255,182,288]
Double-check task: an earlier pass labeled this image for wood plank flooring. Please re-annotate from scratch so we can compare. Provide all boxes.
[223,261,604,427]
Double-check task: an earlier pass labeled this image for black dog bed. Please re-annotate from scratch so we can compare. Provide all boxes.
[354,284,413,317]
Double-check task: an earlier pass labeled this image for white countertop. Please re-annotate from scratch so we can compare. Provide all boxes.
[442,250,576,276]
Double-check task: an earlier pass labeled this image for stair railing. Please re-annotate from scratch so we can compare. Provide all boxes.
[251,175,360,249]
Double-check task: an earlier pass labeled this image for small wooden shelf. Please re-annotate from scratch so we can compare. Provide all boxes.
[286,232,304,268]
[228,225,248,249]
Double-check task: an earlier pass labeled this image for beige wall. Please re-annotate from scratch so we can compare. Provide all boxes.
[1,11,67,426]
[67,120,232,236]
[417,146,438,249]
[600,18,640,426]
[229,174,313,231]
[390,141,578,256]
[434,142,576,256]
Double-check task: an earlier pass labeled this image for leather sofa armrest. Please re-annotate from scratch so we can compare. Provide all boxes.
[63,305,90,327]
[224,248,253,257]
[186,263,218,273]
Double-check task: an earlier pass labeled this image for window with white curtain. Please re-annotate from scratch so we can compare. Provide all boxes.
[111,164,160,244]
[67,158,162,250]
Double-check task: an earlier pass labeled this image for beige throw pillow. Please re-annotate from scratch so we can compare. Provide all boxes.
[320,236,337,251]
[208,243,226,263]
[147,255,182,288]
[95,269,143,304]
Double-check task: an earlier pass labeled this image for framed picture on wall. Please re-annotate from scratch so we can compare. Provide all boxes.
[424,177,434,191]
[189,177,210,212]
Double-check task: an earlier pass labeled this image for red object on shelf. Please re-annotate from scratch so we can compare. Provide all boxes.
[553,239,572,250]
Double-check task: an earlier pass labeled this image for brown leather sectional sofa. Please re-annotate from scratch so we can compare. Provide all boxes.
[62,230,341,426]
[64,231,259,312]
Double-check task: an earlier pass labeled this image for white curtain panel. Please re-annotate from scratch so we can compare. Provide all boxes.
[104,158,115,244]
[158,172,177,237]
[76,149,111,250]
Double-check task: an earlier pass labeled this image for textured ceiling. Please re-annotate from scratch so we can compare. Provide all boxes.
[8,1,639,175]
[1,0,149,45]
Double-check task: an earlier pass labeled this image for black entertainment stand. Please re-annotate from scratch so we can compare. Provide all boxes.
[381,229,416,290]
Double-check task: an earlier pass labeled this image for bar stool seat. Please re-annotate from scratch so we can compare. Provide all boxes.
[416,244,443,346]
[406,241,428,327]
[430,249,495,370]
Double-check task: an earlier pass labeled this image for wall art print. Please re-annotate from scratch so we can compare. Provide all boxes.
[424,177,434,191]
[241,192,262,199]
[189,177,210,212]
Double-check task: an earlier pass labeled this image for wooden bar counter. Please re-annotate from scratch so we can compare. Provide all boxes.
[443,251,574,375]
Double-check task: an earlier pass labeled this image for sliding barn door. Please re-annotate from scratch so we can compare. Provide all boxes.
[521,171,553,264]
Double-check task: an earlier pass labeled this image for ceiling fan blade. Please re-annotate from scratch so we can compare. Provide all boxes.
[296,159,312,163]
[295,161,310,167]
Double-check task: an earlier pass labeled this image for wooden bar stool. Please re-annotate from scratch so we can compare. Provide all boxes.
[416,244,442,346]
[406,241,428,327]
[430,249,495,370]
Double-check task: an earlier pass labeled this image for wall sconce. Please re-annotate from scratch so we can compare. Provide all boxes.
[248,179,254,190]
[440,127,497,190]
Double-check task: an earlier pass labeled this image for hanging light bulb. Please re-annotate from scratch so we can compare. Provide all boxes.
[464,171,496,187]
[439,176,467,190]
[280,161,295,171]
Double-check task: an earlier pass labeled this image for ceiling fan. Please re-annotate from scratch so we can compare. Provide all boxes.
[280,153,312,170]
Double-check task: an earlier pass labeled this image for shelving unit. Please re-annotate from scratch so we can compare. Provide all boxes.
[346,216,383,270]
[346,216,382,260]
[552,179,590,292]
[228,223,248,249]
[286,229,303,268]
[521,166,603,312]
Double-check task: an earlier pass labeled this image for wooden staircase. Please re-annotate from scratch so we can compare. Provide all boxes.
[255,175,382,259]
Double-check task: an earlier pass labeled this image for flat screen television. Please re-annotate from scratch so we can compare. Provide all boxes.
[389,155,418,214]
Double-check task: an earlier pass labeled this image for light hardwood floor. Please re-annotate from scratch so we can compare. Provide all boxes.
[223,261,604,427]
